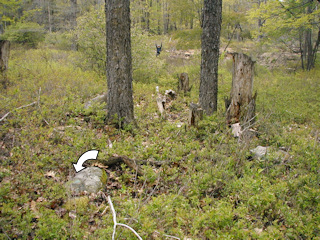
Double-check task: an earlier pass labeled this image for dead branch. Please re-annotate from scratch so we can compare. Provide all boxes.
[100,192,143,240]
[98,155,166,176]
[0,101,37,122]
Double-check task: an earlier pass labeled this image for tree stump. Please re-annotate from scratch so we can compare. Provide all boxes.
[0,40,10,89]
[178,72,191,93]
[188,103,203,126]
[225,53,256,125]
[156,94,166,119]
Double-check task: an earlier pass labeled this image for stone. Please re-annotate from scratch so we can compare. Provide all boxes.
[66,167,107,195]
[250,146,268,159]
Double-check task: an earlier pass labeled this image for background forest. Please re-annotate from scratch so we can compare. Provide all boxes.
[1,0,320,239]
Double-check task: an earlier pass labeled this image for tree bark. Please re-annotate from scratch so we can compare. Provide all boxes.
[105,0,134,126]
[226,53,256,125]
[199,0,222,115]
[47,2,52,33]
[163,0,169,34]
[70,0,78,51]
[0,40,10,89]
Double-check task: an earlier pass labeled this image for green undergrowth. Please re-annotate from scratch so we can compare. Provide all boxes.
[0,45,319,239]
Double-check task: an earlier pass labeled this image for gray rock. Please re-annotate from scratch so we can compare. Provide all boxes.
[66,167,107,195]
[250,146,268,159]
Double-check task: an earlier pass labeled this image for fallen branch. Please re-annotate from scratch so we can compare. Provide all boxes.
[98,155,166,176]
[0,101,37,122]
[163,234,181,240]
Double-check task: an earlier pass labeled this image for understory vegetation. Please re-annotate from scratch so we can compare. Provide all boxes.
[1,35,319,239]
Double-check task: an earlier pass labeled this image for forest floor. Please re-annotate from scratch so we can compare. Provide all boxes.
[1,39,320,239]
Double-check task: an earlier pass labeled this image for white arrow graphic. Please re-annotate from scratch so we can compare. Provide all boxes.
[73,150,99,173]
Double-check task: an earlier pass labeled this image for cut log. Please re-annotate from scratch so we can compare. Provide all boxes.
[178,72,191,93]
[188,103,203,126]
[0,40,10,89]
[226,53,256,125]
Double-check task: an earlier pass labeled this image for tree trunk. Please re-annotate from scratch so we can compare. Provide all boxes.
[226,53,256,125]
[70,0,77,28]
[311,28,320,68]
[302,4,319,71]
[105,0,134,126]
[70,0,78,51]
[199,0,222,115]
[163,0,169,34]
[0,40,10,89]
[47,2,52,33]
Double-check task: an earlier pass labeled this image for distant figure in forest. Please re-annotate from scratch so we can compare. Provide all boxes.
[156,43,162,57]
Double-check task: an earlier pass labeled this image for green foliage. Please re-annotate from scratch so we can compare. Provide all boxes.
[44,31,73,50]
[247,0,320,45]
[0,0,22,26]
[1,28,320,240]
[172,28,202,50]
[74,6,106,74]
[222,0,252,41]
[132,29,169,83]
[1,21,45,47]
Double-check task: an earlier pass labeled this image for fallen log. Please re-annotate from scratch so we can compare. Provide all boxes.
[97,155,166,176]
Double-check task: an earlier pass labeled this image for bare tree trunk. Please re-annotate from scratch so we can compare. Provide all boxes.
[105,0,134,127]
[70,0,78,51]
[0,40,10,89]
[199,0,222,115]
[163,0,169,34]
[305,28,313,70]
[311,28,320,68]
[303,3,319,71]
[226,53,256,125]
[47,2,52,33]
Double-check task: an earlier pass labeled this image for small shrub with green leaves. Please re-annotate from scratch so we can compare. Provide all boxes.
[1,22,45,47]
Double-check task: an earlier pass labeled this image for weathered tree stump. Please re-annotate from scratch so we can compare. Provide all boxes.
[225,53,256,125]
[156,94,166,119]
[0,40,10,89]
[178,72,191,93]
[188,103,203,126]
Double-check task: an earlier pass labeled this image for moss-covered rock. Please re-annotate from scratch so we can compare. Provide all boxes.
[66,167,107,195]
